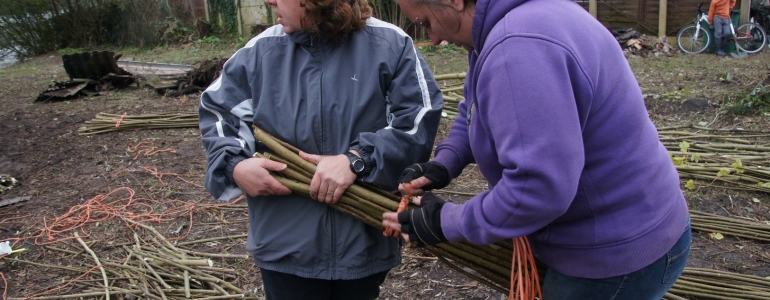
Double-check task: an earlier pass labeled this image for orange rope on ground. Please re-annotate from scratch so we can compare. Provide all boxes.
[30,187,242,246]
[113,113,127,130]
[0,214,32,225]
[384,183,413,237]
[510,236,542,300]
[143,166,204,188]
[127,141,177,160]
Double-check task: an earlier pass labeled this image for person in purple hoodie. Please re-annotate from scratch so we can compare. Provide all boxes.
[381,0,691,298]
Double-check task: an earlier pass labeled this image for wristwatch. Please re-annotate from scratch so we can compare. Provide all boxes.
[346,152,366,177]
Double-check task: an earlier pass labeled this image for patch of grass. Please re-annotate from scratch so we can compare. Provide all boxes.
[57,47,83,55]
[236,37,249,49]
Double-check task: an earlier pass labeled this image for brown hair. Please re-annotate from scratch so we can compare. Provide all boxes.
[301,0,373,42]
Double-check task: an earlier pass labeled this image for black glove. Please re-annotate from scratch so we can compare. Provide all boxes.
[399,161,450,190]
[397,192,447,246]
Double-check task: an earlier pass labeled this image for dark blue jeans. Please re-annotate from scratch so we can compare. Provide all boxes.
[543,223,691,300]
[260,269,389,300]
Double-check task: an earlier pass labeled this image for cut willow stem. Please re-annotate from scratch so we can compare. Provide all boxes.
[176,234,249,246]
[123,245,172,289]
[74,231,110,300]
[433,72,467,80]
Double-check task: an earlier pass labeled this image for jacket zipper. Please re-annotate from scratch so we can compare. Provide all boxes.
[317,42,335,275]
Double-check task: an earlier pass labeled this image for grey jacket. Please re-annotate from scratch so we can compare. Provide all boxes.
[198,18,443,279]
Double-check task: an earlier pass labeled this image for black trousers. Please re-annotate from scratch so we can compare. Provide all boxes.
[260,269,390,300]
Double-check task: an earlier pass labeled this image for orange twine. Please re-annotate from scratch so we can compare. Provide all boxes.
[510,236,542,300]
[30,187,242,245]
[384,183,413,237]
[114,113,127,130]
[127,141,177,160]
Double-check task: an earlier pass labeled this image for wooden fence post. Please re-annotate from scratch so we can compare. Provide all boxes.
[589,0,597,18]
[659,0,667,37]
[740,0,750,24]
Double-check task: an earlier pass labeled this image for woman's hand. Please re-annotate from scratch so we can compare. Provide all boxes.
[232,157,292,197]
[398,161,450,196]
[300,151,356,204]
[382,193,447,246]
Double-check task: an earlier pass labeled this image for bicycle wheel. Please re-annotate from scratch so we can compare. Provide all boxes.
[677,24,710,54]
[734,23,767,54]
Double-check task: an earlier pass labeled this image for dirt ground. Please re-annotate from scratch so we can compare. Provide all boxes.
[0,43,769,300]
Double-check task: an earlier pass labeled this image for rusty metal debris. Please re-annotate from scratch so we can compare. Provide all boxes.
[36,51,137,102]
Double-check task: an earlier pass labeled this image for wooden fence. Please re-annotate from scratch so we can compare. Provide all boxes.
[163,0,755,38]
[577,0,752,36]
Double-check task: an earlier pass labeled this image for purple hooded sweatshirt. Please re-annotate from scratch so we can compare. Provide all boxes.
[433,0,690,279]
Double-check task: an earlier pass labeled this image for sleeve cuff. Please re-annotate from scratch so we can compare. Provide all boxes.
[440,202,465,243]
[432,149,464,179]
[351,144,375,176]
[225,155,248,185]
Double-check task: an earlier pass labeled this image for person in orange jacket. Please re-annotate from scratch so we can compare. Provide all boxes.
[709,0,737,56]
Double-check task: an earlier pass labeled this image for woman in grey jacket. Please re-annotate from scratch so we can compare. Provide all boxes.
[198,0,443,299]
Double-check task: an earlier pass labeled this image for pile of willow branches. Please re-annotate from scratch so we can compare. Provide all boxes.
[8,219,257,300]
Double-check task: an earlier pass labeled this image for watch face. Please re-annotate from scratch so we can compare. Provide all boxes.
[352,159,365,173]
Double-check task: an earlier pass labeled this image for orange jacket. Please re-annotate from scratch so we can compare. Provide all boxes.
[709,0,736,23]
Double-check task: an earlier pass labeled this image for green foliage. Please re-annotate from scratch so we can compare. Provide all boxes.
[731,159,745,174]
[717,168,731,177]
[685,179,695,190]
[418,43,465,54]
[236,37,249,48]
[0,0,169,57]
[670,152,686,166]
[209,0,240,36]
[57,48,83,55]
[164,25,194,44]
[199,36,225,45]
[725,79,770,115]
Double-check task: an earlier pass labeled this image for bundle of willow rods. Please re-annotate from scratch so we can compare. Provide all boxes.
[78,113,199,135]
[252,125,522,295]
[659,129,770,194]
[668,268,770,300]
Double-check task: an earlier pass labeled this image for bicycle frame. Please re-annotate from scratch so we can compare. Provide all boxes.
[693,6,709,42]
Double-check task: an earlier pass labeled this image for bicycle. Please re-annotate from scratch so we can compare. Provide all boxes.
[749,4,770,48]
[676,2,767,54]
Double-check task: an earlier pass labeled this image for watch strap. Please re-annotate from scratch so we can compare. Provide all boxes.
[350,145,374,176]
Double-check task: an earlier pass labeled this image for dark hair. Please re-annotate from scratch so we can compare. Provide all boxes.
[403,0,476,34]
[301,0,373,42]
